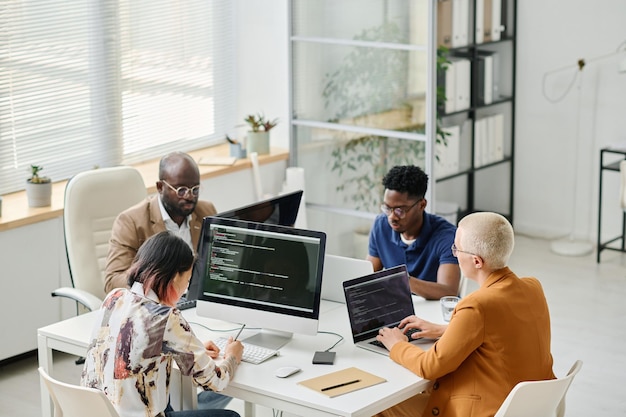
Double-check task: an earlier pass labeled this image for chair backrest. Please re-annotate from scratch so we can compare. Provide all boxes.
[494,360,583,417]
[38,367,120,417]
[458,273,479,298]
[64,166,147,300]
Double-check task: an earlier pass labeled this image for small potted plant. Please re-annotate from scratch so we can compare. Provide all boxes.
[244,113,278,155]
[26,164,52,207]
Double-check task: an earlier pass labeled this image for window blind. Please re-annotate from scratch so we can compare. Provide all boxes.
[0,0,236,195]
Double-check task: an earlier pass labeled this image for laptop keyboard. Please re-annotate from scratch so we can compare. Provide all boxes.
[369,328,423,350]
[176,296,196,310]
[213,337,279,365]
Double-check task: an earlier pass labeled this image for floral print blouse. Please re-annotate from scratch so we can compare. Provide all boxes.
[81,282,238,417]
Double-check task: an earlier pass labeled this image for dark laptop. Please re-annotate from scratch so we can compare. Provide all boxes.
[343,265,422,355]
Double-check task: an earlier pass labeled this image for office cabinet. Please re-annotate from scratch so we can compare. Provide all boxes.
[435,0,517,222]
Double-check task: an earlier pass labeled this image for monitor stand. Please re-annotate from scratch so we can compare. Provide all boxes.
[243,329,293,351]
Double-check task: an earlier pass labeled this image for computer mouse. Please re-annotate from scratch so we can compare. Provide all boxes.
[275,366,301,378]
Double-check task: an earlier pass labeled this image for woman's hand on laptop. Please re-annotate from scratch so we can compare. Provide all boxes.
[376,327,408,351]
[399,316,447,340]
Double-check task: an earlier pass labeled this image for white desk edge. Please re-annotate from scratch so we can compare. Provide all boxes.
[37,297,443,417]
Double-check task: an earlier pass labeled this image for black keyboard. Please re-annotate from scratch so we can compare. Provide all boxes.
[369,328,423,349]
[176,297,196,310]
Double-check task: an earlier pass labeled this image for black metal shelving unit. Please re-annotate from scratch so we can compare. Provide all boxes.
[435,0,517,224]
[596,147,626,262]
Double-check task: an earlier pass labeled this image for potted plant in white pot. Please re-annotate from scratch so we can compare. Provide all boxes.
[244,113,278,155]
[26,164,52,207]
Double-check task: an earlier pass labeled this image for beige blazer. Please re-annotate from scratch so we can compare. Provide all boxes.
[104,195,216,293]
[390,267,555,417]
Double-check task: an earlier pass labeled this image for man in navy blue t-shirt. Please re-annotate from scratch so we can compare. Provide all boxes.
[367,165,460,300]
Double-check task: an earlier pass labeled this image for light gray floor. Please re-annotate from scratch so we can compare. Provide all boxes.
[1,234,625,417]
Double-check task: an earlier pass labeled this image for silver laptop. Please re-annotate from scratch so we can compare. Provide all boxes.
[343,265,422,355]
[321,254,374,303]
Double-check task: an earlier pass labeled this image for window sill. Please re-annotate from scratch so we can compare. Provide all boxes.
[0,145,289,232]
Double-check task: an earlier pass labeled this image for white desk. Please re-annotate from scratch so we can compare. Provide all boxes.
[38,297,443,417]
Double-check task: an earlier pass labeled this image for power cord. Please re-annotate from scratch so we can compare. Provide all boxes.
[318,330,344,352]
[187,321,261,334]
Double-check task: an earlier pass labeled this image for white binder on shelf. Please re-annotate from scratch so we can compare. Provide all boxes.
[454,58,471,111]
[436,125,461,178]
[451,0,469,48]
[446,125,461,174]
[475,0,484,44]
[444,62,456,113]
[476,51,494,106]
[473,118,485,168]
[491,0,502,41]
[492,113,505,161]
[435,139,448,179]
[482,52,494,105]
[492,52,501,100]
[485,115,495,164]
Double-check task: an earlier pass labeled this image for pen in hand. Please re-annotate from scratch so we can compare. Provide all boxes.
[233,324,245,341]
[320,379,361,392]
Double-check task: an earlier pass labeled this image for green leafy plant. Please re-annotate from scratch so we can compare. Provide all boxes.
[436,46,452,148]
[28,164,51,184]
[322,21,450,213]
[244,113,279,132]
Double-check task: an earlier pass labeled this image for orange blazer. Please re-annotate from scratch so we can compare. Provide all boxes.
[390,267,555,417]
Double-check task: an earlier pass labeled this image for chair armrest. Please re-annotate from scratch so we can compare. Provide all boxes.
[51,287,103,311]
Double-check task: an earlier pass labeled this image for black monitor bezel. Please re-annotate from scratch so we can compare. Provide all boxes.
[195,216,326,320]
[214,190,303,227]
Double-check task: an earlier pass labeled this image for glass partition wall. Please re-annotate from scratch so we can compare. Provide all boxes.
[288,0,435,258]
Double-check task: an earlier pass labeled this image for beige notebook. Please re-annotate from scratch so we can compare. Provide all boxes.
[298,367,386,398]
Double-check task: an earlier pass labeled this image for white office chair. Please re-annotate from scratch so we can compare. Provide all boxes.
[458,272,479,298]
[457,273,468,298]
[52,166,147,311]
[39,366,120,417]
[494,359,583,417]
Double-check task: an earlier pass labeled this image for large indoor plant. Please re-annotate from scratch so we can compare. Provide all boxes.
[323,22,451,214]
[244,113,279,155]
[26,164,52,207]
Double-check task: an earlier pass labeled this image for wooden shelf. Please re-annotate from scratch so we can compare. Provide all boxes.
[0,145,289,232]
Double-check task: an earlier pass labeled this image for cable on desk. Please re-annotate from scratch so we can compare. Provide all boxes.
[318,330,344,352]
[187,321,261,334]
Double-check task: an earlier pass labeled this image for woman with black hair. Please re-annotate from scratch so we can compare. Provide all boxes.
[81,231,243,417]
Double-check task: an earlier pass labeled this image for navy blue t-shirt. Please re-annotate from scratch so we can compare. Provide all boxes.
[368,211,458,282]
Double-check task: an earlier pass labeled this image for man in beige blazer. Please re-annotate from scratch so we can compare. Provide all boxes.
[104,152,217,293]
[376,212,555,417]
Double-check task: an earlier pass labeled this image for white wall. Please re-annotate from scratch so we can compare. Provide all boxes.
[516,1,626,241]
[237,0,626,244]
[235,0,291,151]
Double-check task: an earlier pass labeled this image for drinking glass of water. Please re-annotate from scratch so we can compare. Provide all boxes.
[440,296,460,322]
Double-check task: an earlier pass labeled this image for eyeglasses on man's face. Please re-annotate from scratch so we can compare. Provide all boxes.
[380,199,421,219]
[451,243,477,257]
[161,180,200,198]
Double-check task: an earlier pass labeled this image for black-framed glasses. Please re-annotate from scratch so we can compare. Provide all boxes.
[161,180,200,198]
[380,199,421,219]
[451,243,477,257]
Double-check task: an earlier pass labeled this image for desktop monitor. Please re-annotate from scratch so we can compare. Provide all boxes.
[195,216,326,350]
[214,190,303,227]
